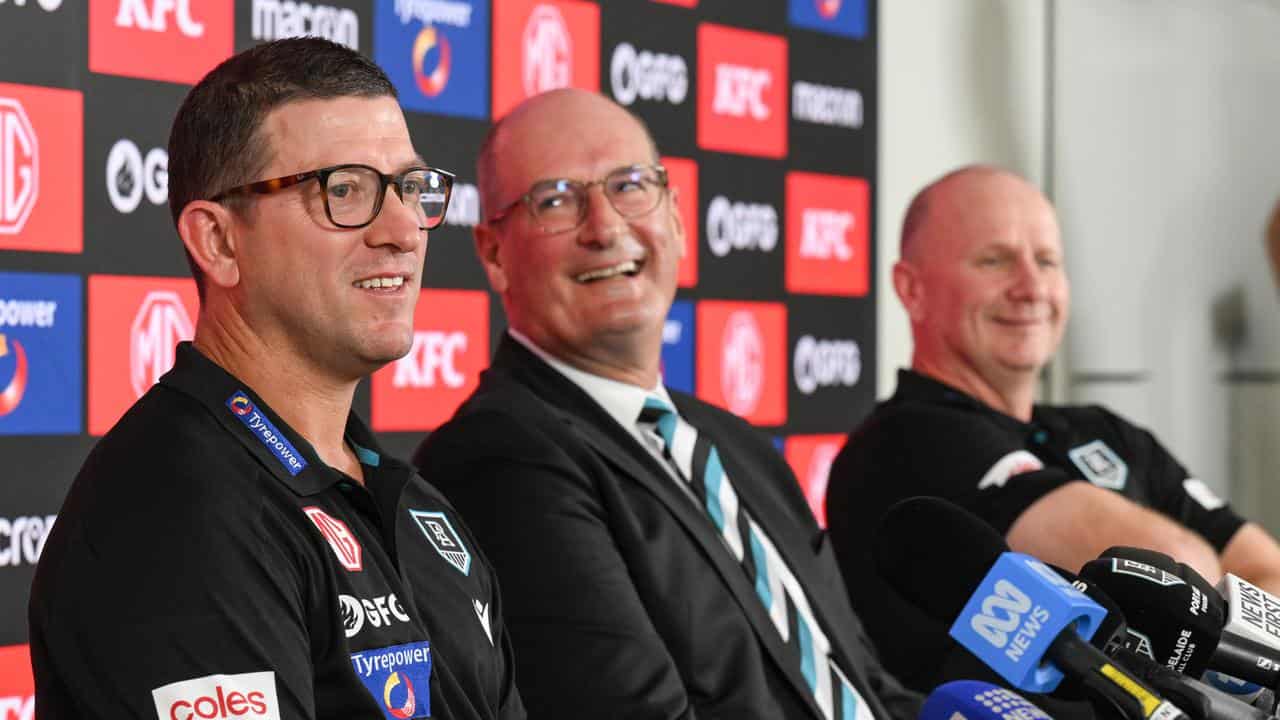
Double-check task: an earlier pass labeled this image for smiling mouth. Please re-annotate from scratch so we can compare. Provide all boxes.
[575,259,643,283]
[353,276,406,290]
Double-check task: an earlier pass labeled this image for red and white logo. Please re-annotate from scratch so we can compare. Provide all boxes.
[303,506,362,572]
[816,0,842,19]
[650,0,697,6]
[0,83,82,253]
[785,434,844,527]
[661,156,699,288]
[697,301,786,425]
[89,275,199,435]
[492,0,599,119]
[90,0,235,85]
[786,172,869,296]
[371,289,488,432]
[0,644,33,720]
[697,24,787,158]
[151,670,280,720]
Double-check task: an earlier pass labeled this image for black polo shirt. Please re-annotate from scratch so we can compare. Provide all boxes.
[823,368,1246,692]
[29,343,524,720]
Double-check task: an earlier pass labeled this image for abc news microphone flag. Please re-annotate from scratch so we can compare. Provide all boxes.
[0,0,879,701]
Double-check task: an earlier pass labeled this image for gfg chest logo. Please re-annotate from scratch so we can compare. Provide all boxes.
[106,139,167,214]
[492,0,598,118]
[706,196,778,258]
[971,580,1037,648]
[91,0,233,84]
[0,98,37,236]
[697,24,787,158]
[610,42,688,107]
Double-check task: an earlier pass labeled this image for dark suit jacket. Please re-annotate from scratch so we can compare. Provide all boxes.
[414,336,921,720]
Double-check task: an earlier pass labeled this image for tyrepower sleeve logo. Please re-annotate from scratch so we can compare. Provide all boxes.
[696,301,786,425]
[0,644,33,720]
[375,0,489,119]
[491,0,599,120]
[88,275,198,436]
[0,272,82,435]
[784,434,844,527]
[90,0,234,84]
[151,671,281,720]
[661,156,698,288]
[786,172,869,296]
[696,24,787,158]
[0,83,82,253]
[371,289,488,431]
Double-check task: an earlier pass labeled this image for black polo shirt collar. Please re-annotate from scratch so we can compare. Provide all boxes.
[159,341,411,496]
[892,368,1068,446]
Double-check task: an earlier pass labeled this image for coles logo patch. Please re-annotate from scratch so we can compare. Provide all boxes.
[304,506,363,572]
[90,0,234,84]
[788,0,868,39]
[784,434,844,527]
[375,0,489,119]
[661,156,699,288]
[491,0,599,119]
[409,509,471,575]
[697,23,788,158]
[227,391,308,477]
[0,82,82,253]
[87,275,198,436]
[660,300,694,394]
[0,272,81,435]
[785,171,869,296]
[151,670,280,720]
[0,644,33,720]
[371,289,488,432]
[696,301,787,426]
[351,641,432,720]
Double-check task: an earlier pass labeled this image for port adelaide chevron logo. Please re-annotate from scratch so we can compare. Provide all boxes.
[409,509,471,575]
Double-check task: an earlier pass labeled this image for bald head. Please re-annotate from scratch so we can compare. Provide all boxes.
[900,165,1039,262]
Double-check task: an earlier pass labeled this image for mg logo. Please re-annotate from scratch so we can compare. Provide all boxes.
[712,64,771,120]
[130,290,193,399]
[106,139,167,214]
[721,310,763,416]
[970,579,1032,648]
[0,98,38,236]
[115,0,205,37]
[522,4,572,97]
[392,331,468,389]
[303,506,363,572]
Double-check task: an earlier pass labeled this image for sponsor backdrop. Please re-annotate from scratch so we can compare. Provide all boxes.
[0,0,876,692]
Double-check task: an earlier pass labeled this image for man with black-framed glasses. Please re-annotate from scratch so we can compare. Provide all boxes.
[413,88,920,720]
[30,38,525,720]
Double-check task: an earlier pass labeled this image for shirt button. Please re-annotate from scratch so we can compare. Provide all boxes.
[337,482,354,493]
[1032,430,1048,445]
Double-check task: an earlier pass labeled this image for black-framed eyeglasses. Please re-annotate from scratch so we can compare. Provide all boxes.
[210,163,456,230]
[487,164,669,234]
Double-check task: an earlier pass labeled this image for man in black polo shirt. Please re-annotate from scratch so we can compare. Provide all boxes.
[29,39,523,720]
[825,165,1280,690]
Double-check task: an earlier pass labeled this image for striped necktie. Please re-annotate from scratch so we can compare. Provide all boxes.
[638,395,873,720]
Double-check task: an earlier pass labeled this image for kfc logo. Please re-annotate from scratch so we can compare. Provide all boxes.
[252,0,359,49]
[786,172,869,296]
[784,435,845,526]
[151,671,280,720]
[0,644,34,720]
[0,84,80,253]
[304,506,363,572]
[609,42,688,107]
[706,195,778,258]
[697,301,786,425]
[697,24,787,158]
[106,139,168,214]
[90,0,234,84]
[660,156,698,287]
[492,0,598,119]
[793,335,860,395]
[372,289,488,431]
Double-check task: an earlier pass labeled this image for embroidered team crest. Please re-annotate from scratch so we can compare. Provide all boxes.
[409,510,471,576]
[1068,440,1128,490]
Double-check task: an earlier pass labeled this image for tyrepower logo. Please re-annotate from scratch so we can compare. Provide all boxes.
[0,514,56,567]
[371,289,488,431]
[152,671,280,720]
[0,272,82,436]
[375,0,489,119]
[697,24,787,158]
[786,172,869,296]
[0,83,82,253]
[793,335,860,395]
[252,0,359,49]
[788,0,868,39]
[90,0,235,84]
[661,156,698,288]
[0,644,33,720]
[106,138,168,214]
[491,0,599,120]
[697,301,786,425]
[609,42,688,107]
[88,275,199,436]
[706,195,778,259]
[784,434,844,527]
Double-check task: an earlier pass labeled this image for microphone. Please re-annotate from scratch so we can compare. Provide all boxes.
[874,497,1189,720]
[920,681,1054,720]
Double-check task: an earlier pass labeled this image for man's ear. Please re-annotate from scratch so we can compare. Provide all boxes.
[893,259,926,323]
[178,200,241,290]
[474,222,509,294]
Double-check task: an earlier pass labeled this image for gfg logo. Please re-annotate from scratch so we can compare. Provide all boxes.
[721,311,763,416]
[712,63,771,120]
[0,514,56,566]
[609,42,688,107]
[444,182,479,227]
[115,0,205,37]
[0,98,38,236]
[339,593,412,638]
[971,579,1032,648]
[130,290,193,399]
[106,139,167,214]
[0,0,63,10]
[252,0,359,50]
[706,196,778,257]
[792,336,860,395]
[393,331,467,389]
[523,4,572,96]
